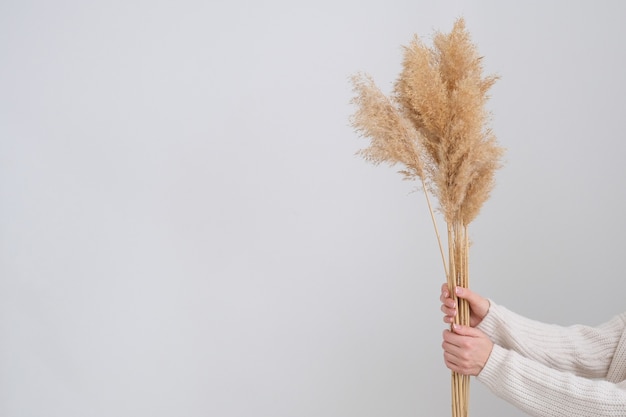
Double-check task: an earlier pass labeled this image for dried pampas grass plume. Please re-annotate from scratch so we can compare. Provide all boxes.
[349,17,503,417]
[350,73,426,181]
[350,73,448,277]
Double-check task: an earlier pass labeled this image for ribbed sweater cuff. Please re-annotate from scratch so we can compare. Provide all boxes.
[476,298,500,337]
[476,343,507,388]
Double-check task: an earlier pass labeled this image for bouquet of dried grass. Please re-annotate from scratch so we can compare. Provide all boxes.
[349,18,503,417]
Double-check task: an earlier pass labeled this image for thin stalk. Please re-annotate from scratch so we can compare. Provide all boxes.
[447,224,457,316]
[420,176,449,281]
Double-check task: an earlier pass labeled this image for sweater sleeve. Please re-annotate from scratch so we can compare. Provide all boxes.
[477,344,626,417]
[477,301,626,378]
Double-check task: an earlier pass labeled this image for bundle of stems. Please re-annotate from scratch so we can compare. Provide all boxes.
[349,18,503,417]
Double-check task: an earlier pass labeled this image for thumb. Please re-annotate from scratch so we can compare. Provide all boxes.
[452,323,481,337]
[455,286,482,306]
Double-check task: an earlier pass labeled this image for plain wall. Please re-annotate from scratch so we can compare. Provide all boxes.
[2,1,626,416]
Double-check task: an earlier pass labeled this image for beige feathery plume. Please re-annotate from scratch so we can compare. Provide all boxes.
[349,17,503,417]
[393,18,503,225]
[350,73,427,181]
[351,73,447,276]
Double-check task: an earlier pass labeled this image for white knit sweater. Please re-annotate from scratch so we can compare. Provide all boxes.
[476,301,626,417]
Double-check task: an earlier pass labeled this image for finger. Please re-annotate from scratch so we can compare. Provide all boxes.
[440,302,456,314]
[441,283,452,300]
[440,285,449,303]
[444,354,470,375]
[442,338,463,356]
[439,284,456,307]
[455,286,480,305]
[444,329,478,354]
[442,329,464,347]
[451,323,482,337]
[441,304,457,322]
[443,351,460,371]
[443,349,469,375]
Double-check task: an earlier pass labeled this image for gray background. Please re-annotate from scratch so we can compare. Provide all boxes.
[2,1,625,416]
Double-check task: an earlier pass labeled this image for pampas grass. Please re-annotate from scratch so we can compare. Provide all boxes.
[350,18,503,417]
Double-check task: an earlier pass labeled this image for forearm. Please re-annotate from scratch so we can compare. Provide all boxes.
[477,301,625,378]
[478,345,626,417]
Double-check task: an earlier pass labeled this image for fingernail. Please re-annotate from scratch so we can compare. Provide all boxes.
[455,287,462,295]
[452,323,459,331]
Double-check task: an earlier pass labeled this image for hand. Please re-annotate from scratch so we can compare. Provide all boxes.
[442,324,494,376]
[440,284,490,327]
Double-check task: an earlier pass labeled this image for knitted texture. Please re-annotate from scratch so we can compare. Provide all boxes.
[608,330,626,383]
[477,302,626,417]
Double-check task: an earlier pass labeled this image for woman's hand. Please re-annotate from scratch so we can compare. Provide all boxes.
[440,284,490,327]
[442,324,494,376]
